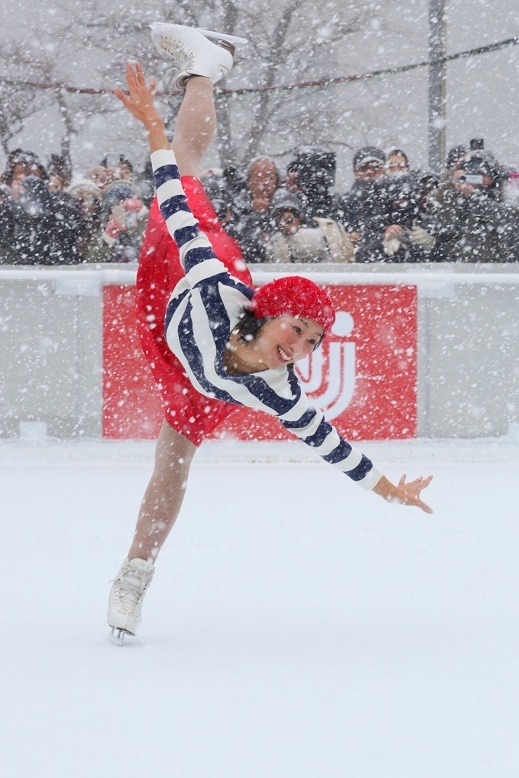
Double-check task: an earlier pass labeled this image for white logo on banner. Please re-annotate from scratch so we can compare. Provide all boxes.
[295,311,356,422]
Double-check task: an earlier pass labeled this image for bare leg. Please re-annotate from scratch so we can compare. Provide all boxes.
[126,80,215,563]
[128,421,197,563]
[172,76,216,178]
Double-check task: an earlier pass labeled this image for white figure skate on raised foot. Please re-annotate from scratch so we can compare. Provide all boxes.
[107,558,155,646]
[149,22,248,89]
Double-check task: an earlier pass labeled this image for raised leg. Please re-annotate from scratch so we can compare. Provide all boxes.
[172,76,216,178]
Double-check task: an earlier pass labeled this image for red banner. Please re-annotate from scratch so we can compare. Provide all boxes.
[103,284,417,441]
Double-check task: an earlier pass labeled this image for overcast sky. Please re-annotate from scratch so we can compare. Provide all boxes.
[1,0,517,183]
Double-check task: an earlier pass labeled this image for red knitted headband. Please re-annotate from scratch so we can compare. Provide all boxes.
[250,276,335,333]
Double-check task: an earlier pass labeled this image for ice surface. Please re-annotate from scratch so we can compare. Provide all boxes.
[1,438,519,777]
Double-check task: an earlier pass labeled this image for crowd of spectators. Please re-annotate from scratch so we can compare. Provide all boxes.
[0,149,152,265]
[0,137,517,266]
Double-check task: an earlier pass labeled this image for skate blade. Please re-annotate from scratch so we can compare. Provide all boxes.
[196,27,248,47]
[110,627,133,646]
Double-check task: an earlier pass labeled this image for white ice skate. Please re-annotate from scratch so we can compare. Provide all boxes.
[149,22,247,89]
[107,558,155,645]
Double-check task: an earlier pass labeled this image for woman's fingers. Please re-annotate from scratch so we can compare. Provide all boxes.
[114,88,131,109]
[394,473,434,513]
[417,499,433,515]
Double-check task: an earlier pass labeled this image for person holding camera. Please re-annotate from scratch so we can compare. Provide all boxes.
[265,188,355,263]
[432,148,517,262]
[354,173,436,264]
[2,149,82,265]
[337,147,388,259]
[285,146,341,223]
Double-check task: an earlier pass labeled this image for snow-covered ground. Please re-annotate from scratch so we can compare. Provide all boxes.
[2,437,519,778]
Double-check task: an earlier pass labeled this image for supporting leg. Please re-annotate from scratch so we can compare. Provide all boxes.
[127,421,197,564]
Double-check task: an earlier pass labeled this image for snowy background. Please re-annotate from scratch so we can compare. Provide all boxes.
[2,436,519,777]
[1,1,518,774]
[1,0,517,185]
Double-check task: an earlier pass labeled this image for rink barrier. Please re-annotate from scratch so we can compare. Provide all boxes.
[0,262,517,440]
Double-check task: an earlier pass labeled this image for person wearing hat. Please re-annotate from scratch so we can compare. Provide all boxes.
[266,188,355,263]
[67,179,106,262]
[432,150,517,262]
[107,28,433,643]
[352,146,386,180]
[2,149,82,264]
[355,173,437,264]
[284,146,340,222]
[337,146,387,258]
[96,179,149,262]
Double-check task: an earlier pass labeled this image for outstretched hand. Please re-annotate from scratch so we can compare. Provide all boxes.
[114,61,168,152]
[114,61,160,129]
[373,474,433,514]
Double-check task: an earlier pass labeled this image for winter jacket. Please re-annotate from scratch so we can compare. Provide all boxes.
[360,174,436,263]
[0,189,15,264]
[9,177,82,264]
[266,218,355,263]
[432,186,518,263]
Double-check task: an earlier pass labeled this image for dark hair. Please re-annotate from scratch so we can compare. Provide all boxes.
[48,154,72,183]
[233,308,268,343]
[2,149,46,186]
[101,154,133,172]
[233,308,324,352]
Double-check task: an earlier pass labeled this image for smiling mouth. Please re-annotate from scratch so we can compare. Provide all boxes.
[277,345,292,363]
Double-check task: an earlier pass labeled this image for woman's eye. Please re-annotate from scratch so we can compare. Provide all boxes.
[293,326,301,335]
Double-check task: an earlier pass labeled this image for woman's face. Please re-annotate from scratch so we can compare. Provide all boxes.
[275,208,301,236]
[252,315,324,370]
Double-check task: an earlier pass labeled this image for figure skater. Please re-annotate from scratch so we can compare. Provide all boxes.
[108,24,433,644]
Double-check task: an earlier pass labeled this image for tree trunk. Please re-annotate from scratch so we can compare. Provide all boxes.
[240,2,299,165]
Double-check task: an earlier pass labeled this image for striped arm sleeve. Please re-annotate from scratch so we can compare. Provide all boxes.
[280,402,383,490]
[150,149,228,285]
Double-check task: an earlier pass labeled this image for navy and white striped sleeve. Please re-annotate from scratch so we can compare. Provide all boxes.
[150,148,230,288]
[278,380,383,490]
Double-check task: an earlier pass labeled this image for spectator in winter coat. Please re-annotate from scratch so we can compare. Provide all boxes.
[432,151,518,262]
[285,146,340,222]
[3,149,82,264]
[357,173,436,263]
[98,180,149,262]
[228,157,281,263]
[265,189,355,263]
[0,184,15,264]
[67,179,106,262]
[337,146,387,254]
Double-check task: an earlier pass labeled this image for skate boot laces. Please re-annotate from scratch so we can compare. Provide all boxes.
[112,565,154,616]
[158,36,194,71]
